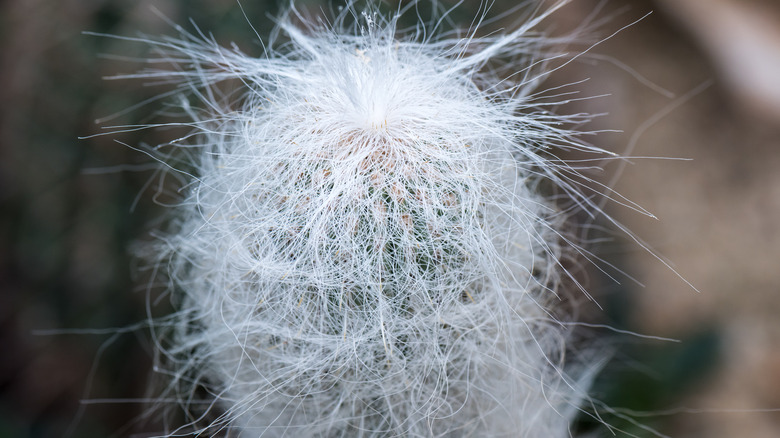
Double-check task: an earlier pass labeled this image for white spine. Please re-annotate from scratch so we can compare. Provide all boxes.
[133,2,609,436]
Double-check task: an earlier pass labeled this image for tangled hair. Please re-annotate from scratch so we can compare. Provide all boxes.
[120,1,621,436]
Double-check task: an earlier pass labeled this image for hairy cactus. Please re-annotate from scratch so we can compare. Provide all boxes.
[122,1,617,436]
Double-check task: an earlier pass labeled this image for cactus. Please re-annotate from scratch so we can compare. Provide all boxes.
[123,1,615,436]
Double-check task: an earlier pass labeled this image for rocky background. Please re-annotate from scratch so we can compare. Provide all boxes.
[1,0,778,436]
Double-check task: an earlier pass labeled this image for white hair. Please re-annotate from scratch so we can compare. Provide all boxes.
[124,1,620,436]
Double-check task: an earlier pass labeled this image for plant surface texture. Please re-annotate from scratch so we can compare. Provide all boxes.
[123,1,621,436]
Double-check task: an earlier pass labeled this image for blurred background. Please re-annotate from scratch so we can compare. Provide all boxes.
[1,0,778,436]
